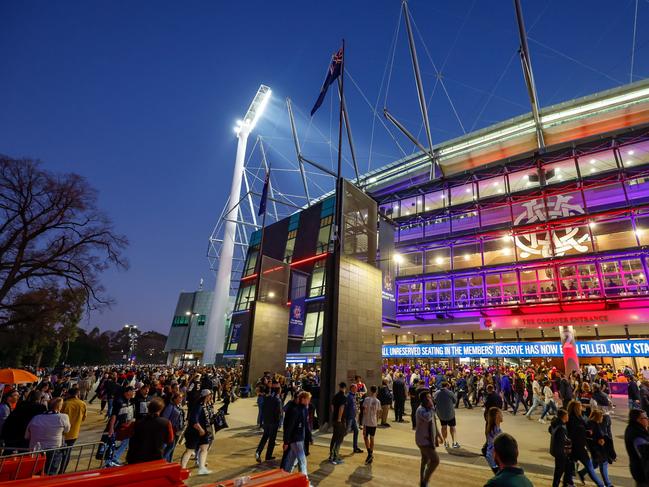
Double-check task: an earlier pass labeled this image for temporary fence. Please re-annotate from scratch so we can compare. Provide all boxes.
[0,441,108,481]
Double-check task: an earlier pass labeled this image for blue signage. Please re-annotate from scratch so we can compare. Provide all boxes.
[382,340,649,359]
[288,296,306,338]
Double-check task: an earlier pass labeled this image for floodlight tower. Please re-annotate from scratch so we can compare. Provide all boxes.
[203,85,272,364]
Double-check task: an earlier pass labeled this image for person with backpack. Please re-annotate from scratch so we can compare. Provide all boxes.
[549,408,573,487]
[377,380,393,427]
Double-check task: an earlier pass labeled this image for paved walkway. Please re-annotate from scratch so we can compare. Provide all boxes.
[77,396,635,486]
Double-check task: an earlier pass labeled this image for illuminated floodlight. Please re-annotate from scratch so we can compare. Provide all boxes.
[393,253,404,264]
[235,85,272,136]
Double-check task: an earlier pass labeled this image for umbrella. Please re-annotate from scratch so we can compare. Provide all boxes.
[0,368,38,385]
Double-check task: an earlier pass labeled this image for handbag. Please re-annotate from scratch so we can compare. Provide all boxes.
[96,433,115,460]
[212,410,229,432]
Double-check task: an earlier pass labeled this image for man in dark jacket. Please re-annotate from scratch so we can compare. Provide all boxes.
[133,384,151,420]
[392,374,407,423]
[126,398,173,464]
[377,380,393,426]
[629,379,642,411]
[256,381,282,462]
[483,385,503,420]
[624,408,649,486]
[558,373,573,407]
[455,375,472,409]
[549,409,573,487]
[512,376,528,415]
[281,391,311,481]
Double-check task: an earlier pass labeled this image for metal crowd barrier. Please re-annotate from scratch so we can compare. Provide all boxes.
[0,441,107,481]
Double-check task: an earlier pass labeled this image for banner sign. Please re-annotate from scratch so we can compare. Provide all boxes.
[288,296,306,338]
[378,217,396,324]
[288,270,309,338]
[382,340,649,359]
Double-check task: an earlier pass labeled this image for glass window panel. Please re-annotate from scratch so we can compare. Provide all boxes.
[399,222,424,242]
[544,158,578,183]
[577,149,617,177]
[424,215,450,237]
[575,263,600,298]
[520,267,557,302]
[483,236,515,266]
[545,191,586,220]
[400,196,418,217]
[558,264,580,299]
[619,141,649,168]
[601,261,624,297]
[636,215,649,245]
[468,275,484,307]
[551,223,593,257]
[626,176,649,205]
[481,204,511,229]
[424,190,447,212]
[591,218,637,251]
[583,182,626,212]
[452,242,482,270]
[244,249,258,277]
[515,230,553,260]
[398,251,423,276]
[309,265,326,297]
[451,210,479,233]
[379,203,395,218]
[425,248,451,273]
[450,183,474,206]
[485,272,519,304]
[519,269,540,302]
[508,168,541,193]
[478,175,505,199]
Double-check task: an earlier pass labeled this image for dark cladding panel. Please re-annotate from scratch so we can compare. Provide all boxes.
[261,217,290,261]
[293,202,324,261]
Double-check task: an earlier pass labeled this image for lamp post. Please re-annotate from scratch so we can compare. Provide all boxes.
[123,324,138,364]
[204,85,272,365]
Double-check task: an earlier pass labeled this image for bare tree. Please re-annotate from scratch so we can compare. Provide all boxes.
[0,155,128,315]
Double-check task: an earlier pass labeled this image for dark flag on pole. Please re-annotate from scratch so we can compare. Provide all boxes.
[310,47,343,116]
[258,168,270,216]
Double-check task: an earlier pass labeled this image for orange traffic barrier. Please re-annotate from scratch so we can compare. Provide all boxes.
[207,469,309,487]
[0,460,189,487]
[0,454,46,481]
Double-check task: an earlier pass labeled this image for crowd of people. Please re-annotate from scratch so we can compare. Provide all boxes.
[0,361,648,486]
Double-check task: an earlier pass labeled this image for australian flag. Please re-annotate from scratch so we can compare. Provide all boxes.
[258,168,270,216]
[310,47,343,116]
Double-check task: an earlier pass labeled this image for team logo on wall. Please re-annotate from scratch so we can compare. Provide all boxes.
[513,195,589,258]
[292,305,302,320]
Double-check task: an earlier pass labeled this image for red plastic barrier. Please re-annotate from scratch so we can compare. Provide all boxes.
[206,469,309,487]
[0,460,189,487]
[0,454,46,481]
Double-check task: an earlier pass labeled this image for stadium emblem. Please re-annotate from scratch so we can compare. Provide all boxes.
[513,195,590,258]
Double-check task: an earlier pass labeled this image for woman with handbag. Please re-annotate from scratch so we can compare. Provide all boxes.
[180,389,214,476]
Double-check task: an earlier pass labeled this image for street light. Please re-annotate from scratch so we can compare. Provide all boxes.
[205,84,272,365]
[123,324,138,364]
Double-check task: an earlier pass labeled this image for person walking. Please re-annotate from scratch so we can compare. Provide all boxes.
[434,382,459,448]
[377,380,393,427]
[511,375,528,415]
[180,389,214,475]
[281,391,311,483]
[344,384,363,454]
[539,380,558,424]
[106,386,136,466]
[60,387,86,473]
[624,408,649,487]
[255,381,282,463]
[455,374,472,410]
[558,372,573,408]
[0,389,19,444]
[360,385,381,465]
[578,409,615,487]
[161,392,184,462]
[549,408,573,487]
[25,397,71,475]
[393,373,407,423]
[484,385,503,420]
[525,377,543,420]
[484,407,503,474]
[415,391,441,487]
[328,382,347,465]
[483,433,533,487]
[566,400,605,487]
[126,397,174,464]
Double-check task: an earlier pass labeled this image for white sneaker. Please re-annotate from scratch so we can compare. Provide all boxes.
[197,467,213,476]
[538,418,546,424]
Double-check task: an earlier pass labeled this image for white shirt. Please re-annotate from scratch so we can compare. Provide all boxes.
[361,396,381,428]
[25,412,71,449]
[532,380,541,398]
[543,385,554,404]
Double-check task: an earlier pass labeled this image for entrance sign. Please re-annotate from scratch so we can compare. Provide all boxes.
[382,339,649,358]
